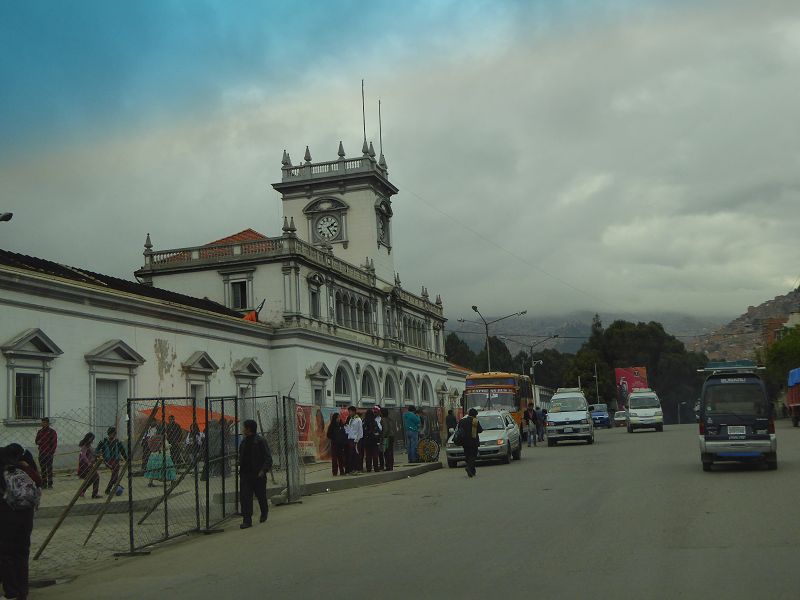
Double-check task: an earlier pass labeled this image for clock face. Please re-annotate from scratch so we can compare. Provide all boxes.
[316,215,340,240]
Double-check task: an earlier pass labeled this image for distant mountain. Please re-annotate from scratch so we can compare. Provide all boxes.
[689,288,800,361]
[447,311,729,355]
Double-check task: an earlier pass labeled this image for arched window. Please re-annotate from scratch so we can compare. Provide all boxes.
[404,378,415,402]
[335,367,350,396]
[421,381,432,405]
[363,301,372,334]
[350,299,357,330]
[356,299,363,331]
[335,293,343,325]
[384,377,396,402]
[361,371,376,399]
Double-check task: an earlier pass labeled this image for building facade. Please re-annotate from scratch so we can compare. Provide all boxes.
[0,140,465,453]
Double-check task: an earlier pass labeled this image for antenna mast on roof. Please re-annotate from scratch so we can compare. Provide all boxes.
[378,99,383,156]
[361,79,367,143]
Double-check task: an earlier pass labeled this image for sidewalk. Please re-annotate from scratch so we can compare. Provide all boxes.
[36,449,441,517]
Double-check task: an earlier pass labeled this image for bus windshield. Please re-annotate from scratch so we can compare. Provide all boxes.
[465,391,516,411]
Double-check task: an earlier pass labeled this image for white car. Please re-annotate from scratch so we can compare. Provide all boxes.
[445,410,522,467]
[626,389,664,432]
[546,388,594,446]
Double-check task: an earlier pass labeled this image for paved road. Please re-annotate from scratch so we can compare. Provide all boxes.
[39,422,800,599]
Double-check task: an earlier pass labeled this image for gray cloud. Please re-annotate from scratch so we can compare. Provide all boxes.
[2,0,800,326]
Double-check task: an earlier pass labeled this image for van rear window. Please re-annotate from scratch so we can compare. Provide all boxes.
[703,383,767,415]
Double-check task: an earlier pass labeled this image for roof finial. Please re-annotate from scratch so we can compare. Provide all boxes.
[379,153,387,169]
[304,146,312,163]
[368,141,376,158]
[288,216,297,235]
[338,141,345,159]
[362,138,369,157]
[378,98,385,168]
[281,149,289,166]
[144,233,153,251]
[282,216,290,234]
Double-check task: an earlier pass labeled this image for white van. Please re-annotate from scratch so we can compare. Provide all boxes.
[626,389,663,432]
[546,388,594,446]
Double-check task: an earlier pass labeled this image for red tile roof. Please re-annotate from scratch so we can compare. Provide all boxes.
[207,229,269,246]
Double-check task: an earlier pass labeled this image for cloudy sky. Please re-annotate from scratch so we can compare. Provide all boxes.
[2,0,800,322]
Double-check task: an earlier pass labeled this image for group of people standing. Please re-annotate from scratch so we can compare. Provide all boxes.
[326,406,396,476]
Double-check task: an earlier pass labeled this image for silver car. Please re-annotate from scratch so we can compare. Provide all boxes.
[445,410,522,468]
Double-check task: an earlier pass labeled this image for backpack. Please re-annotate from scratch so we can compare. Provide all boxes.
[3,467,41,510]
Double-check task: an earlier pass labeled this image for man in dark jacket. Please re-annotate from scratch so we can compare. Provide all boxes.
[238,419,272,529]
[445,409,458,436]
[523,403,538,447]
[458,408,483,478]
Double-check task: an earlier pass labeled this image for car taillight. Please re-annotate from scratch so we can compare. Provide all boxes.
[768,418,775,434]
[699,421,705,435]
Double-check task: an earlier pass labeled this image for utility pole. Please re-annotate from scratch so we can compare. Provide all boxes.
[594,363,601,404]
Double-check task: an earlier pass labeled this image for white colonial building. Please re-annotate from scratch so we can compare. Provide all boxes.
[0,139,466,448]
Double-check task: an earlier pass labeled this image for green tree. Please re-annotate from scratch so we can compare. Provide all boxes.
[765,326,800,396]
[475,336,514,372]
[570,318,707,421]
[530,348,575,390]
[445,332,477,370]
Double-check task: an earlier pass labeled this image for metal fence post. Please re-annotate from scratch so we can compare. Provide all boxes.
[204,396,210,530]
[234,396,239,515]
[193,396,200,531]
[283,396,291,502]
[126,399,135,554]
[161,397,168,539]
[220,398,226,520]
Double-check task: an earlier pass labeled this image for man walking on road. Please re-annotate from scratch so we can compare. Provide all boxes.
[35,417,57,489]
[458,408,483,478]
[538,408,547,442]
[238,419,272,529]
[403,406,421,463]
[524,403,538,447]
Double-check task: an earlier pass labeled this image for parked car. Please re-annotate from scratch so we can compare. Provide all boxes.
[613,411,627,427]
[446,409,522,467]
[546,388,594,446]
[589,403,612,428]
[626,389,664,432]
[698,364,776,471]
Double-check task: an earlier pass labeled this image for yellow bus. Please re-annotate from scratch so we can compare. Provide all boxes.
[463,372,534,426]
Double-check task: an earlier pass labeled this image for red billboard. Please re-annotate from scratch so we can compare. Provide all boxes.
[615,367,649,408]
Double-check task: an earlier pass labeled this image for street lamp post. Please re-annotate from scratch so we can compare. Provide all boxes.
[460,306,526,372]
[500,334,559,406]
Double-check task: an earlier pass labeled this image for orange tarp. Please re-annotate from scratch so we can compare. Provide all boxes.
[137,405,236,431]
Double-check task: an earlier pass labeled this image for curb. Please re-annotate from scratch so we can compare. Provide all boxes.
[303,462,442,496]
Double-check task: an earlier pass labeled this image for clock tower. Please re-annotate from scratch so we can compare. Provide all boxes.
[272,140,398,283]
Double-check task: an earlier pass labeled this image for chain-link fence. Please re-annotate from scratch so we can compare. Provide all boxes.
[249,395,304,504]
[127,397,202,550]
[0,393,304,582]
